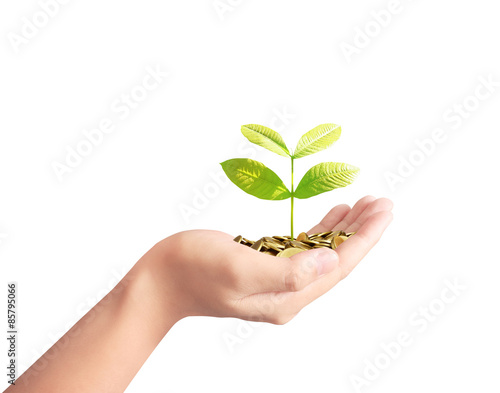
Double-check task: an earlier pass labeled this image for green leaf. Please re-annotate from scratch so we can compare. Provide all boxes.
[293,124,341,159]
[294,162,359,199]
[220,158,291,200]
[241,124,290,157]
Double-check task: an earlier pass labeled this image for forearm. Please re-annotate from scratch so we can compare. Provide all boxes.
[7,243,179,393]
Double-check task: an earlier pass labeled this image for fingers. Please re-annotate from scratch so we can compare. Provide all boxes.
[331,195,376,231]
[287,210,393,313]
[231,197,393,324]
[239,210,393,323]
[307,204,351,235]
[240,197,392,295]
[344,198,393,233]
[307,196,390,235]
[337,210,393,279]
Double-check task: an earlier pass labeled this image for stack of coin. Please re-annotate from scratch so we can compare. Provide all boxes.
[233,230,355,257]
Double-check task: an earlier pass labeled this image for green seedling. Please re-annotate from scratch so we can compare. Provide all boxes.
[220,123,359,240]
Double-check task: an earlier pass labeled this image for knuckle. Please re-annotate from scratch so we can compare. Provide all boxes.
[284,270,302,292]
[284,259,315,291]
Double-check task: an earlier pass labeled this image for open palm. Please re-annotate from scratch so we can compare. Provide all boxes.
[236,195,394,321]
[159,195,393,324]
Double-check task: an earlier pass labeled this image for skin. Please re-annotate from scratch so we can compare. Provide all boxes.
[4,196,393,393]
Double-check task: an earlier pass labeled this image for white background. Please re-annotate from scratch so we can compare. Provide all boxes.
[1,0,499,392]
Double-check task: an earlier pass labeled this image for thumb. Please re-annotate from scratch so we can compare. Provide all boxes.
[276,248,339,292]
[292,247,339,275]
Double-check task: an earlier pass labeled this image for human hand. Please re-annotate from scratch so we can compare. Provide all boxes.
[150,196,393,325]
[4,196,392,393]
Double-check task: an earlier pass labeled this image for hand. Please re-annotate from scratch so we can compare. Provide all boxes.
[6,196,392,393]
[150,196,393,325]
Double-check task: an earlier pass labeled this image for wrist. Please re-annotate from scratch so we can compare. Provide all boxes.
[125,240,183,338]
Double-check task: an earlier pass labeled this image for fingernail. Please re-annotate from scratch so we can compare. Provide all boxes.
[315,249,338,276]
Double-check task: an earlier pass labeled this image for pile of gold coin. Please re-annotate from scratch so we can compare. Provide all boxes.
[233,230,355,257]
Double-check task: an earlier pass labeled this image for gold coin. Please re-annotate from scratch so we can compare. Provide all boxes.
[323,231,338,240]
[333,236,347,249]
[276,247,305,258]
[296,232,309,242]
[289,240,311,250]
[235,230,352,255]
[266,242,284,252]
[250,238,263,251]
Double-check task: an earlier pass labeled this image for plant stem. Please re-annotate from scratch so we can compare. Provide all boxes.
[291,156,294,240]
